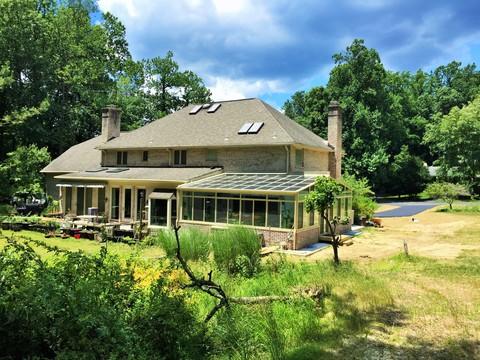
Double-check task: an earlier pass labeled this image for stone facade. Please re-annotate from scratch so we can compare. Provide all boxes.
[101,145,330,174]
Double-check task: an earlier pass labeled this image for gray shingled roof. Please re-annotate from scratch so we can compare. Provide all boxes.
[54,167,222,182]
[41,135,107,173]
[97,98,331,150]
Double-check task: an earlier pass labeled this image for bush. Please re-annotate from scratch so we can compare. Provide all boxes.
[155,228,210,261]
[0,238,209,359]
[342,175,378,222]
[422,182,469,210]
[211,227,261,277]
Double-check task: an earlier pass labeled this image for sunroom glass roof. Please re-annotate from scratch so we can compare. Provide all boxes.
[179,173,317,193]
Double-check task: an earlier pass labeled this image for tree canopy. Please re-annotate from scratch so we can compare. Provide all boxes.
[0,0,211,161]
[284,39,480,195]
[424,95,480,193]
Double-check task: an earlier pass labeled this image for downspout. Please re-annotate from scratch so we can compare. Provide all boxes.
[284,145,290,174]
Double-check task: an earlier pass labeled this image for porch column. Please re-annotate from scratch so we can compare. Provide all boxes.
[92,188,98,208]
[59,186,63,213]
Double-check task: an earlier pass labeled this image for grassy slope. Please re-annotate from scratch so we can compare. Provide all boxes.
[1,212,479,359]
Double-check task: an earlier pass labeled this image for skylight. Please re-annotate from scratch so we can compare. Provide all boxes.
[189,105,202,115]
[238,122,253,134]
[207,103,221,113]
[248,122,264,134]
[179,173,316,193]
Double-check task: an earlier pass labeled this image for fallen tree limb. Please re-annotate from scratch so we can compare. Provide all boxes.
[173,226,324,322]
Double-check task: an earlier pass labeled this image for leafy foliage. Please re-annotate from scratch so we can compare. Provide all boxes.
[342,174,377,221]
[304,177,344,214]
[389,145,431,196]
[422,182,468,210]
[211,227,261,277]
[154,228,210,262]
[0,145,50,199]
[424,95,480,193]
[0,238,209,359]
[283,39,480,195]
[304,177,346,264]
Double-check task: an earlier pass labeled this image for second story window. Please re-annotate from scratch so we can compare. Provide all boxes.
[295,149,304,169]
[117,151,128,165]
[143,151,148,162]
[174,150,187,165]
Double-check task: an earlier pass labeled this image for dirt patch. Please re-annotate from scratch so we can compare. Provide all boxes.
[299,207,480,262]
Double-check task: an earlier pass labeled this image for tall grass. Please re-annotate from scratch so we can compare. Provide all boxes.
[154,228,210,261]
[211,227,261,277]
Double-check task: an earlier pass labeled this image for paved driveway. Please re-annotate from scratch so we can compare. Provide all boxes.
[374,201,439,218]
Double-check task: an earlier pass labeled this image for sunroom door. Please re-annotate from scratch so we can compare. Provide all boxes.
[123,187,133,221]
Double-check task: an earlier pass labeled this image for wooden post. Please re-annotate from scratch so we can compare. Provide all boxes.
[403,239,409,256]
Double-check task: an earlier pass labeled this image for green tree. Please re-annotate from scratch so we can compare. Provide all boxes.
[422,182,468,210]
[0,0,131,158]
[143,51,211,119]
[424,96,480,193]
[0,145,50,199]
[282,41,480,195]
[389,145,430,196]
[304,177,346,264]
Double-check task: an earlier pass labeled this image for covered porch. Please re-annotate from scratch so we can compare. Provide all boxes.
[54,166,221,231]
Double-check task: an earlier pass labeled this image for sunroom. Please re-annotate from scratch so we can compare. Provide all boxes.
[177,173,353,250]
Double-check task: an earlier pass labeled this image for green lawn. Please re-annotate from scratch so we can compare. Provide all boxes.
[1,216,479,359]
[0,230,164,259]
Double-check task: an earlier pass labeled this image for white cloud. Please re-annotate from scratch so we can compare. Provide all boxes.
[208,77,285,101]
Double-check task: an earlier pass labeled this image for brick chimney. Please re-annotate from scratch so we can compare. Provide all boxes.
[101,106,121,142]
[328,100,342,179]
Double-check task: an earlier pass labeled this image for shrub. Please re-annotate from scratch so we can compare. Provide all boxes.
[211,227,261,277]
[422,182,469,210]
[342,175,378,221]
[155,228,210,261]
[0,238,209,359]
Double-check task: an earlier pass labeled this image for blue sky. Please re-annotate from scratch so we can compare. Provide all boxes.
[98,0,480,108]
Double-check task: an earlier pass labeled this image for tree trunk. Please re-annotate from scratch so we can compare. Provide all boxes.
[322,211,340,265]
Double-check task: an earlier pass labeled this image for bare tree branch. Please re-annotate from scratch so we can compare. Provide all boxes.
[173,225,324,322]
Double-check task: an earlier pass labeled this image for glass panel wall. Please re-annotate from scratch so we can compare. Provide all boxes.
[65,187,72,214]
[77,187,85,215]
[98,187,105,214]
[136,189,146,220]
[111,188,120,220]
[150,199,167,226]
[179,189,351,230]
[181,192,296,229]
[86,188,93,210]
[124,188,132,218]
[298,203,304,229]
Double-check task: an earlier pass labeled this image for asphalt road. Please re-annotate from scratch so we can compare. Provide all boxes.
[374,201,439,218]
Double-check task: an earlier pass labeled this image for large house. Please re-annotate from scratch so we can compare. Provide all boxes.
[41,98,352,249]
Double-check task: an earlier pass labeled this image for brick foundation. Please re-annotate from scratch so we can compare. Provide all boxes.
[295,227,320,249]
